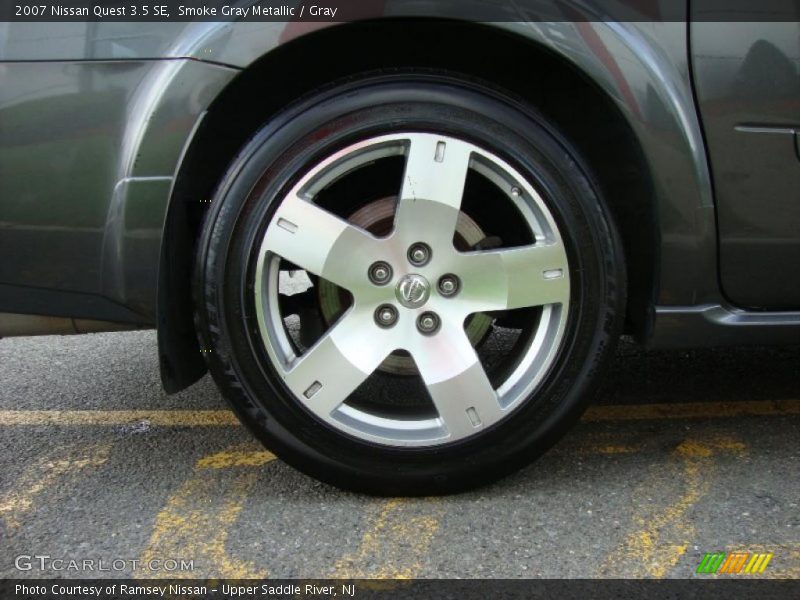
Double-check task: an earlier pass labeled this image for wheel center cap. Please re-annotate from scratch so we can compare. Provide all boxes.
[395,274,430,309]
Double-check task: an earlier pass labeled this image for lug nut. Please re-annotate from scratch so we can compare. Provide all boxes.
[407,243,431,266]
[417,311,440,335]
[375,304,398,328]
[438,274,460,297]
[368,261,393,285]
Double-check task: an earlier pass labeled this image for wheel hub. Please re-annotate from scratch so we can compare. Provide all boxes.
[317,196,494,375]
[395,274,430,309]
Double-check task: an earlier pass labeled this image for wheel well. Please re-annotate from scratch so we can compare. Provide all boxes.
[159,18,657,392]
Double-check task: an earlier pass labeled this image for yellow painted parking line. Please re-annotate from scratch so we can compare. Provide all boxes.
[138,444,275,579]
[583,399,800,421]
[599,435,748,578]
[0,442,112,530]
[196,449,276,469]
[332,498,443,579]
[578,442,644,455]
[0,399,797,427]
[0,409,240,426]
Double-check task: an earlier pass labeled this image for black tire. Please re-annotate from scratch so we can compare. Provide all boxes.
[193,71,626,495]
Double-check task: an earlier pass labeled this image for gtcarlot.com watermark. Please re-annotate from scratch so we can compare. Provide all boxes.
[14,554,194,573]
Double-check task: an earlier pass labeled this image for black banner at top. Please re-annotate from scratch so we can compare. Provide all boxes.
[1,0,799,22]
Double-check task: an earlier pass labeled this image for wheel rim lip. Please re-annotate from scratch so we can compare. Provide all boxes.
[253,132,570,448]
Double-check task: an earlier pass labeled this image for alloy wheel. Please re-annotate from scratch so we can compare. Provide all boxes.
[253,132,571,446]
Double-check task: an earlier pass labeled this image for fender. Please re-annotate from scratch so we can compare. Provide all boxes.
[160,17,716,306]
[100,58,237,318]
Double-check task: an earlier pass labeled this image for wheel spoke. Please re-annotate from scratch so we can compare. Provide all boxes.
[413,324,504,439]
[282,310,392,419]
[394,134,473,244]
[457,242,570,312]
[263,194,380,290]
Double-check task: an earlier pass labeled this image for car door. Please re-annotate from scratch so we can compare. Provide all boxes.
[691,5,800,309]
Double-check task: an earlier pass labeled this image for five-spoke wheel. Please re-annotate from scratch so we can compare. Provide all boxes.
[255,133,570,446]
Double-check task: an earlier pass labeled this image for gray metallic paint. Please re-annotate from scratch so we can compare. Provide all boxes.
[691,21,800,309]
[0,57,236,320]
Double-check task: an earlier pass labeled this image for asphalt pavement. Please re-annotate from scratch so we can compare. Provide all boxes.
[0,331,798,579]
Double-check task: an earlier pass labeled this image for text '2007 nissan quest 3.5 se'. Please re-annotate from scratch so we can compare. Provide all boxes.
[1,2,798,493]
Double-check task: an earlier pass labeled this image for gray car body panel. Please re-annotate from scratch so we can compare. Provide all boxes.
[691,21,800,309]
[0,55,236,320]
